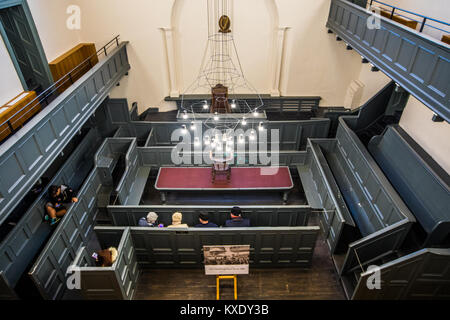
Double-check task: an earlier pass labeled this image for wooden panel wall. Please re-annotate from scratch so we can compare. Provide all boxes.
[49,43,99,93]
[0,91,41,141]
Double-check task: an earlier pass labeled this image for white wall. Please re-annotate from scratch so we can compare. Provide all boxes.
[277,0,364,106]
[0,39,23,106]
[27,0,83,62]
[399,96,450,173]
[357,63,391,105]
[75,0,174,111]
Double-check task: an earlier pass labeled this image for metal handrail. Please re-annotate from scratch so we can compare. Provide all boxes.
[0,35,121,138]
[369,0,450,33]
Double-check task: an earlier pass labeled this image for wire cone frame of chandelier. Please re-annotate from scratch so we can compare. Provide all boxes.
[179,0,264,134]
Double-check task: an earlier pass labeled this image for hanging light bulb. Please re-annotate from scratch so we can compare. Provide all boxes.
[238,134,245,144]
[203,100,209,110]
[190,122,196,130]
[250,130,256,141]
[182,110,188,119]
[231,100,236,109]
[214,112,219,121]
[241,117,247,126]
[181,125,187,134]
[258,122,264,131]
[253,110,259,117]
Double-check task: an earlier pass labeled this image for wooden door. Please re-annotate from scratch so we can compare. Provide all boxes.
[0,5,50,92]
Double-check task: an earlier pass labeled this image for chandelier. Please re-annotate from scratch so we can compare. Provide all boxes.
[179,0,264,137]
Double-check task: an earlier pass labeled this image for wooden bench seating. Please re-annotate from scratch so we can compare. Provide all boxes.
[72,225,320,300]
[369,125,450,247]
[0,91,41,142]
[300,117,416,276]
[108,205,311,227]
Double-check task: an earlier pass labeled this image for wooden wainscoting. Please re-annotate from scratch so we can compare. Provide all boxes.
[0,91,41,141]
[49,43,99,93]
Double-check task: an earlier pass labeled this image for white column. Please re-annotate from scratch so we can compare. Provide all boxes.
[270,27,289,97]
[160,27,180,97]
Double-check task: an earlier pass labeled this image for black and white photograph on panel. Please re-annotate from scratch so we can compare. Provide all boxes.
[203,245,250,275]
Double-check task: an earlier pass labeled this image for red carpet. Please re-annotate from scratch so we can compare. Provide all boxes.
[155,167,293,190]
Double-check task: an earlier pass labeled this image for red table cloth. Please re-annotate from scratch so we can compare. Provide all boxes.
[155,167,293,190]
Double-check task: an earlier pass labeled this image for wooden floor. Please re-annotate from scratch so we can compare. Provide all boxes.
[134,217,346,300]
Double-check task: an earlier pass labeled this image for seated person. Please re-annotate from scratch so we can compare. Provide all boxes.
[194,212,218,228]
[167,212,188,228]
[44,184,78,225]
[225,206,250,227]
[94,247,118,267]
[138,211,163,227]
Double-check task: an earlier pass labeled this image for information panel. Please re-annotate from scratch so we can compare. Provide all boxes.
[204,245,250,275]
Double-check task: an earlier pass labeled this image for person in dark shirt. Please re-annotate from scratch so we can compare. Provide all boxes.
[225,206,250,227]
[194,212,218,228]
[44,185,78,225]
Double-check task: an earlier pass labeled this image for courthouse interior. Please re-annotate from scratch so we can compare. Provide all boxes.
[0,0,449,300]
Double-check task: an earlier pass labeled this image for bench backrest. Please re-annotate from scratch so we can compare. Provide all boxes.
[108,205,311,227]
[369,125,450,246]
[335,119,415,233]
[95,226,320,269]
[304,139,356,254]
